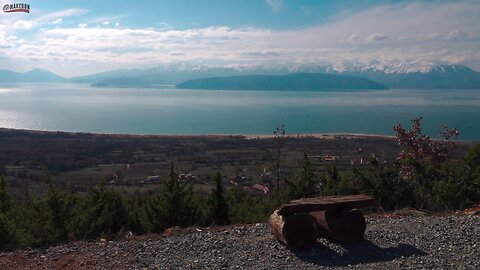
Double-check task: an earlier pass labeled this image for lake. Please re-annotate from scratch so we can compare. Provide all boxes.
[0,83,479,140]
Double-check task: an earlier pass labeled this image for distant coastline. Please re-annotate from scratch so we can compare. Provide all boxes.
[3,127,477,144]
[0,127,431,141]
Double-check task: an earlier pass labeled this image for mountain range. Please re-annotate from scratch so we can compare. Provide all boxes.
[0,69,66,83]
[1,63,480,90]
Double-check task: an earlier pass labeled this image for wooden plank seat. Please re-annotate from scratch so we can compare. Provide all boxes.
[278,195,375,215]
[269,195,375,250]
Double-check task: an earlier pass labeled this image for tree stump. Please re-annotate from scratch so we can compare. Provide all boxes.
[268,210,318,250]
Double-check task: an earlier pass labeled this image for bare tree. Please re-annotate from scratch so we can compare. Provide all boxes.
[273,124,286,193]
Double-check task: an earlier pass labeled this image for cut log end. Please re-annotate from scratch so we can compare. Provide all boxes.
[311,208,366,244]
[269,210,318,250]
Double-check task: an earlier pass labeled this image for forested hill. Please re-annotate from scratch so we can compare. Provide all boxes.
[176,73,388,91]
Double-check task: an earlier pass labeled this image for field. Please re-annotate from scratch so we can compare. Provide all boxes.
[0,128,474,198]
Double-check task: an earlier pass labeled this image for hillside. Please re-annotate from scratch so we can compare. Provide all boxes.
[176,73,388,91]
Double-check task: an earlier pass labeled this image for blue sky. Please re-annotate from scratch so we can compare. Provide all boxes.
[0,0,479,76]
[26,0,387,30]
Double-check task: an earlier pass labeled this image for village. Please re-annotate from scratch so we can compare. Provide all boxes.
[103,152,375,197]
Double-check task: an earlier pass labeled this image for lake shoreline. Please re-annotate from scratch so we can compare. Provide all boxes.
[0,127,396,140]
[2,128,478,144]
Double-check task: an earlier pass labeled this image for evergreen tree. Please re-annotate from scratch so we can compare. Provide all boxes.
[0,177,17,251]
[287,153,318,199]
[160,161,194,228]
[211,172,228,225]
[191,192,212,227]
[126,196,151,234]
[320,165,339,195]
[0,177,11,213]
[464,143,480,170]
[44,173,75,243]
[0,214,17,251]
[79,182,128,239]
[354,161,413,210]
[146,194,167,233]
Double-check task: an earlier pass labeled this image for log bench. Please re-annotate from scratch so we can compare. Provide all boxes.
[268,195,375,250]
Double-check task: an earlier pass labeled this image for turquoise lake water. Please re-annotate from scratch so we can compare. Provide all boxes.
[0,83,479,140]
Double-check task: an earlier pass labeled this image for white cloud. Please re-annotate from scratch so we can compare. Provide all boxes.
[1,1,480,76]
[13,20,36,29]
[266,0,282,11]
[347,34,362,43]
[48,18,63,25]
[1,8,86,31]
[115,22,120,27]
[169,51,186,56]
[366,33,388,42]
[36,9,87,24]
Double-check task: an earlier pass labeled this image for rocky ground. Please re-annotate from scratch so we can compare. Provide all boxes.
[0,214,478,270]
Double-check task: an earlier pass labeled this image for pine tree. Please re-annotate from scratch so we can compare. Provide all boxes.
[287,153,318,199]
[320,165,339,195]
[0,177,17,251]
[44,173,74,243]
[80,182,128,239]
[126,196,151,234]
[161,161,194,228]
[211,172,228,225]
[0,214,17,251]
[0,177,11,213]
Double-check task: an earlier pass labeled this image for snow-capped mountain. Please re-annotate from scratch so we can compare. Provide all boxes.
[330,63,480,89]
[77,62,480,89]
[327,60,445,74]
[4,61,477,89]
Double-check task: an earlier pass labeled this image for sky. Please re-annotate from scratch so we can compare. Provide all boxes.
[0,0,479,77]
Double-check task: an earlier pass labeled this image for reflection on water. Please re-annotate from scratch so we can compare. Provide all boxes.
[0,83,479,139]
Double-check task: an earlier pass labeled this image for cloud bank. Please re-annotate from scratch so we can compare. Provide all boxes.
[0,1,479,76]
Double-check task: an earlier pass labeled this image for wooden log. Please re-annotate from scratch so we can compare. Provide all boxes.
[278,195,375,215]
[268,210,318,250]
[310,208,366,244]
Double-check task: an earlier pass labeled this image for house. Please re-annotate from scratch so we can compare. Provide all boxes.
[252,184,271,195]
[324,155,340,161]
[263,167,274,175]
[178,173,196,181]
[231,175,242,183]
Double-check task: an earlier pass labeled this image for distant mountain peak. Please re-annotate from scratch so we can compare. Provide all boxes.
[0,68,65,82]
[24,68,60,75]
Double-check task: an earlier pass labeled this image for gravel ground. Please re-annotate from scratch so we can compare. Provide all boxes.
[0,214,478,270]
